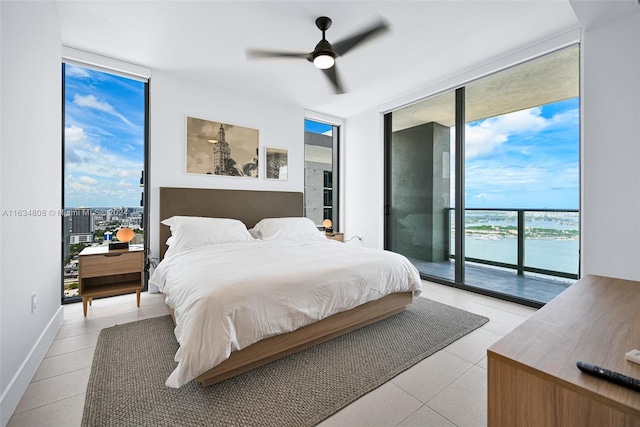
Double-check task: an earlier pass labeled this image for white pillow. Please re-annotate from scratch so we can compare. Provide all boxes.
[161,217,176,227]
[247,228,261,240]
[252,217,322,240]
[162,216,253,253]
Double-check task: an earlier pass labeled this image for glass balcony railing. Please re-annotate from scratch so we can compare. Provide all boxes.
[449,208,579,280]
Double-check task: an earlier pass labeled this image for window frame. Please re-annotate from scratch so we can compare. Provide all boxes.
[303,115,341,232]
[60,60,150,304]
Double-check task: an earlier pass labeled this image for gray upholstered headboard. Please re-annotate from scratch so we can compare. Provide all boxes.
[159,187,304,259]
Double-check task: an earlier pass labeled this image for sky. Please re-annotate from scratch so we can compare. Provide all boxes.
[64,64,145,208]
[462,97,579,209]
[305,120,333,135]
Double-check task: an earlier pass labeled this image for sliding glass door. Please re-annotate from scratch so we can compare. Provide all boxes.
[462,46,579,303]
[385,90,457,283]
[385,45,580,306]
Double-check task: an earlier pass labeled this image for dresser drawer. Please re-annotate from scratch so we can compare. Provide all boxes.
[80,251,143,278]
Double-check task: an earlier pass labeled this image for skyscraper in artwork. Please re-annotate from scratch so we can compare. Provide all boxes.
[212,124,231,175]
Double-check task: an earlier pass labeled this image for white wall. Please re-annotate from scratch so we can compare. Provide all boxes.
[579,9,640,281]
[0,2,63,425]
[343,109,385,249]
[148,71,304,288]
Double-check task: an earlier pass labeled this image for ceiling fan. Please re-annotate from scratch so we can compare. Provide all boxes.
[246,16,389,94]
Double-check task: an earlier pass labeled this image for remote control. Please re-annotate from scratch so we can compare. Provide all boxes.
[577,361,640,392]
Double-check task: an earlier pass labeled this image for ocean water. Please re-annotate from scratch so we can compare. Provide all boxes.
[456,210,579,275]
[464,236,579,274]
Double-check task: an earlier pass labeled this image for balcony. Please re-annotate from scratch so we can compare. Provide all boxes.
[407,208,578,306]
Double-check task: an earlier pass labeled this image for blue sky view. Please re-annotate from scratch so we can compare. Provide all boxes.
[305,119,333,135]
[64,64,145,207]
[462,97,579,209]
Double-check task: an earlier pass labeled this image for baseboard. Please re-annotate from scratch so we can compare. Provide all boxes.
[0,306,64,427]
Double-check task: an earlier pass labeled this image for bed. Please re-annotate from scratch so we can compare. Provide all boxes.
[151,187,422,388]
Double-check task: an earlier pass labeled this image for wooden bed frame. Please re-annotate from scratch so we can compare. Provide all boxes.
[159,187,414,387]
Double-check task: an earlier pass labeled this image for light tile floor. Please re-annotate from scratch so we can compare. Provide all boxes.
[8,281,537,427]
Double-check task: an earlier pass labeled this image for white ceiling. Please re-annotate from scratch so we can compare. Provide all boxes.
[53,1,581,119]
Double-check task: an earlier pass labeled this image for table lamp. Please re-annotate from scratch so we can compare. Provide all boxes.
[323,219,333,233]
[110,227,134,250]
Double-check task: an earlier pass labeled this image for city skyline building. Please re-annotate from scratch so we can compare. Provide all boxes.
[71,208,91,233]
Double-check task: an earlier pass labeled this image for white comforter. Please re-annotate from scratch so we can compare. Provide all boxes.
[150,237,422,388]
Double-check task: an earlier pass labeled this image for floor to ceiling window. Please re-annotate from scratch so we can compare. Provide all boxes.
[385,45,579,307]
[386,90,457,283]
[304,119,340,231]
[62,62,148,302]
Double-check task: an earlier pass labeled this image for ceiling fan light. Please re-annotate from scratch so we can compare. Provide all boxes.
[313,53,335,69]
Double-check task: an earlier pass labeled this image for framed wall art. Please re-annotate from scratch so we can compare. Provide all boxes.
[265,147,288,180]
[185,116,259,178]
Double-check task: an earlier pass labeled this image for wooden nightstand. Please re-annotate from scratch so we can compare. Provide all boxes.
[326,232,344,242]
[78,246,144,317]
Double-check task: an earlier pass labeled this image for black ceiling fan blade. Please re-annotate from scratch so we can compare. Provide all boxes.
[322,65,345,94]
[246,48,311,61]
[332,19,389,56]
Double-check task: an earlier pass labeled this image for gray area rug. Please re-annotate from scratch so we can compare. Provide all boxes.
[82,297,488,427]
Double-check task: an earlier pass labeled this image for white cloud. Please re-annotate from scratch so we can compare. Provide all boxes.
[73,94,134,127]
[465,164,577,203]
[116,169,136,178]
[65,125,94,164]
[66,173,141,206]
[491,107,548,134]
[69,182,94,192]
[67,175,96,194]
[65,65,92,79]
[465,107,550,159]
[64,125,143,181]
[549,108,579,126]
[74,94,114,113]
[116,180,133,188]
[78,176,99,185]
[468,191,509,205]
[464,124,507,158]
[467,165,545,186]
[65,125,88,146]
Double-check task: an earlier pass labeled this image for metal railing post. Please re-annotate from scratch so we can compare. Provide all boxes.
[517,210,525,275]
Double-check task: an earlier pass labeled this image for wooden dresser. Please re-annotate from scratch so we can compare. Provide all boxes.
[488,275,640,426]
